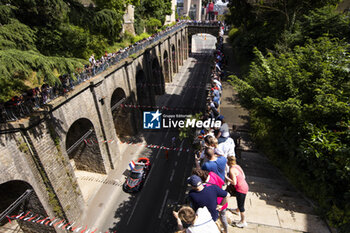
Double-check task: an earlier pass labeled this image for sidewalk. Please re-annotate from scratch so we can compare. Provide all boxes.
[222,36,331,233]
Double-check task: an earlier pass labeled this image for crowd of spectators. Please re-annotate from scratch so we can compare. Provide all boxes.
[172,34,249,233]
[1,20,221,123]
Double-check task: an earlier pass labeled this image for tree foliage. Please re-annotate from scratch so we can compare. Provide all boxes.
[91,9,123,42]
[145,17,162,34]
[0,49,85,102]
[227,0,346,58]
[93,0,139,14]
[0,0,125,101]
[0,19,37,50]
[227,1,350,231]
[2,0,69,27]
[0,0,173,101]
[230,36,350,230]
[134,0,172,33]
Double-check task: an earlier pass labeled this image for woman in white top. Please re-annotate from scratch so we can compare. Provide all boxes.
[173,206,220,233]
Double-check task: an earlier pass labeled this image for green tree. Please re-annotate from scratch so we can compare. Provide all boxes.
[135,0,172,30]
[227,0,344,59]
[0,19,37,51]
[93,0,139,13]
[0,49,86,102]
[90,9,123,42]
[302,5,350,40]
[229,36,350,230]
[2,0,69,27]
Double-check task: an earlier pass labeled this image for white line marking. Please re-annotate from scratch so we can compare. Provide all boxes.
[177,141,184,157]
[144,146,163,188]
[127,193,141,225]
[158,189,169,219]
[169,169,175,182]
[155,143,164,160]
[174,161,178,167]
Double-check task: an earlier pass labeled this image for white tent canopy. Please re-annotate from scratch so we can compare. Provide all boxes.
[215,0,229,6]
[214,0,229,15]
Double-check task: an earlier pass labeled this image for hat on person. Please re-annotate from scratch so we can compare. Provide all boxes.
[217,115,224,121]
[187,175,202,187]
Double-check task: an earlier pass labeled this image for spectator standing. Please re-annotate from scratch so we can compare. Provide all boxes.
[192,168,229,233]
[226,156,249,228]
[173,206,220,233]
[213,131,236,158]
[187,175,228,224]
[216,115,230,143]
[200,147,227,182]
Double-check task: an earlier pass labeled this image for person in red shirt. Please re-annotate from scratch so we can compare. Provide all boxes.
[226,156,249,228]
[165,149,169,160]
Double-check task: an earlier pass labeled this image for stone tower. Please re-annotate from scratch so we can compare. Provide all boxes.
[165,0,177,24]
[123,4,135,35]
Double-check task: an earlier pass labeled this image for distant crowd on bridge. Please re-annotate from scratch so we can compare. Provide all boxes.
[0,20,223,124]
[172,34,249,233]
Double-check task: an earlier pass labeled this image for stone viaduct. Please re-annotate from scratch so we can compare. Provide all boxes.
[0,24,219,232]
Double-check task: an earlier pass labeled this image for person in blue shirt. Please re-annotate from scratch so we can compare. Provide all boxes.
[187,175,228,222]
[200,147,227,181]
[212,96,220,107]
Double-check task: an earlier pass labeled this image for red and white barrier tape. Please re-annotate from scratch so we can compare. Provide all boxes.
[6,211,114,233]
[136,82,206,89]
[119,104,203,111]
[84,139,191,152]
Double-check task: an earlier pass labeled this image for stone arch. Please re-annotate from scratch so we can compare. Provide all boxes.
[190,33,217,54]
[152,57,165,95]
[178,39,183,66]
[136,69,152,106]
[0,180,54,232]
[65,118,106,174]
[163,50,170,83]
[171,44,177,74]
[111,87,136,139]
[187,25,220,39]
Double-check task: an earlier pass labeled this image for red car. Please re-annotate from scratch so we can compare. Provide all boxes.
[123,158,151,193]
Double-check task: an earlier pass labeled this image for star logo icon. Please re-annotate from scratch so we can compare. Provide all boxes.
[150,110,161,122]
[143,110,162,129]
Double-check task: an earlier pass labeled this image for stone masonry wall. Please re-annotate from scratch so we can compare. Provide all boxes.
[25,120,85,222]
[0,128,67,233]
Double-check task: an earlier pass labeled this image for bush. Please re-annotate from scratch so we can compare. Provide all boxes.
[228,27,239,41]
[123,31,135,43]
[145,17,162,34]
[132,33,151,44]
[134,17,145,35]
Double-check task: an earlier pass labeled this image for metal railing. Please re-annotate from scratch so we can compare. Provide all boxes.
[0,189,33,222]
[0,22,221,123]
[66,129,94,154]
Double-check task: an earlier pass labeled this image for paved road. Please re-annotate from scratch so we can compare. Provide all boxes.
[80,35,217,233]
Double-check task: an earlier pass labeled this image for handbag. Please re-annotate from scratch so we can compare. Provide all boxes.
[225,184,236,196]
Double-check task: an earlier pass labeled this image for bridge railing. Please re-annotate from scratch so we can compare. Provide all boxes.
[187,21,221,27]
[0,22,219,123]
